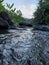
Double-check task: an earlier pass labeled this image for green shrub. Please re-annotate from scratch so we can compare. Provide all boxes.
[45,15,49,25]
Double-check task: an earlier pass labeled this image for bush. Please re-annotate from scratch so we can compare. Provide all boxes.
[45,15,49,25]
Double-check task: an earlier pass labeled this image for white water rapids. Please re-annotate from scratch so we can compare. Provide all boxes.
[0,28,49,65]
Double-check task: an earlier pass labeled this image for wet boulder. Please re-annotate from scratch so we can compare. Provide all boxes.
[0,17,9,29]
[0,12,17,29]
[19,22,32,28]
[33,25,49,31]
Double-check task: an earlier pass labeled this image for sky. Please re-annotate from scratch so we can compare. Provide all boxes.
[3,0,38,19]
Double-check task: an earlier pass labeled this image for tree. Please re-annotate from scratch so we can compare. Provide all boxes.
[33,0,49,25]
[0,0,25,23]
[0,0,5,12]
[16,10,22,16]
[0,0,4,4]
[6,3,16,13]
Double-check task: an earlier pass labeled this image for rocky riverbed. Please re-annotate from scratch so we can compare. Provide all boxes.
[0,28,49,65]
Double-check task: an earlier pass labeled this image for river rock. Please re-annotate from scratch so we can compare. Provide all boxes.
[19,22,32,28]
[0,12,17,29]
[0,17,8,29]
[33,25,49,31]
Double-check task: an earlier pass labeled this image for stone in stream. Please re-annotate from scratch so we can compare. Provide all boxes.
[33,25,49,31]
[19,21,32,28]
[0,17,8,29]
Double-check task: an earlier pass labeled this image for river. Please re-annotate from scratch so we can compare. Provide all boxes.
[0,28,49,65]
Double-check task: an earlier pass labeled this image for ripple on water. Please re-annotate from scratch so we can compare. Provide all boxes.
[0,28,49,65]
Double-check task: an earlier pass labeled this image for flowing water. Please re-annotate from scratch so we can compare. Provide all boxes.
[0,28,49,65]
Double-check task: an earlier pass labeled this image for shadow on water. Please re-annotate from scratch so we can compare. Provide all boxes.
[0,30,9,34]
[0,29,18,34]
[0,28,27,34]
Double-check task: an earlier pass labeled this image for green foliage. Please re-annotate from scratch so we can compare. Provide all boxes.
[34,0,49,25]
[16,10,22,16]
[6,3,14,10]
[9,12,25,23]
[0,0,4,3]
[0,0,25,23]
[45,15,49,25]
[0,0,8,12]
[6,3,25,23]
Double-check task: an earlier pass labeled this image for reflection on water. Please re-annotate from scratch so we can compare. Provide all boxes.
[0,28,49,65]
